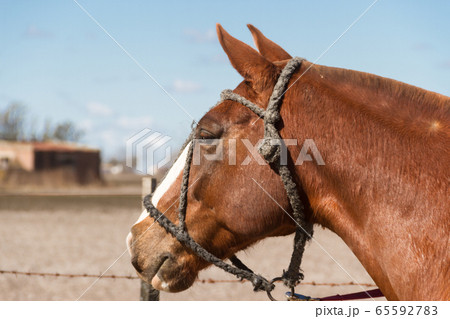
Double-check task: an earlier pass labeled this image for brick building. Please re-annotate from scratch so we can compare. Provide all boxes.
[0,140,101,185]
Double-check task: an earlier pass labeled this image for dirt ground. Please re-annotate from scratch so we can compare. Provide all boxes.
[0,178,384,301]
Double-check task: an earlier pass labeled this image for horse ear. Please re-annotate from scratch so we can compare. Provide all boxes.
[216,24,277,91]
[247,24,292,62]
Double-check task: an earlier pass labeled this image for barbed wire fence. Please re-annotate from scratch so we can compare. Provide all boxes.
[0,269,377,287]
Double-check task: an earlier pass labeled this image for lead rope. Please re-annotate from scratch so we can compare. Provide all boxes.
[144,57,313,299]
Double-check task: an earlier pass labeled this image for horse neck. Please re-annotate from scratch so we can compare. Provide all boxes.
[281,64,449,300]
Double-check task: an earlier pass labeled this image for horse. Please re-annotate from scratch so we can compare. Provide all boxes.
[127,24,449,300]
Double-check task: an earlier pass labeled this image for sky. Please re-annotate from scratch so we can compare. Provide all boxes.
[1,0,449,161]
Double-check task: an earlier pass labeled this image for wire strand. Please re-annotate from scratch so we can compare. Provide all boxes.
[0,269,376,287]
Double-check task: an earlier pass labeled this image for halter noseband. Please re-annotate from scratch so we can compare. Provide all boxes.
[143,57,313,300]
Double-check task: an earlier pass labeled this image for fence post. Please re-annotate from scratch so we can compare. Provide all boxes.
[140,177,160,301]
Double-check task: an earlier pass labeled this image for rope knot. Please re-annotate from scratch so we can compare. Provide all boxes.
[252,277,263,291]
[258,138,281,164]
[251,277,274,292]
[264,111,281,124]
[282,269,304,289]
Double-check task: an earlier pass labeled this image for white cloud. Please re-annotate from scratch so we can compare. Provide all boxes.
[86,102,113,116]
[183,28,216,43]
[78,118,94,131]
[411,42,432,51]
[24,25,52,38]
[172,79,203,94]
[117,116,153,129]
[96,129,126,157]
[98,129,117,142]
[208,53,228,64]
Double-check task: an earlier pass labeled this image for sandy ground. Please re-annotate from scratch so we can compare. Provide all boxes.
[0,189,383,301]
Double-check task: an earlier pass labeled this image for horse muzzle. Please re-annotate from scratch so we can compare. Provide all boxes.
[142,252,197,292]
[127,230,198,292]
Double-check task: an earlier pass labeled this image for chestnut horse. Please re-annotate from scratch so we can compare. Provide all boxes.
[128,24,449,300]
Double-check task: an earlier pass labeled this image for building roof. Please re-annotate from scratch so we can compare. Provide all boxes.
[32,142,99,152]
[0,140,99,153]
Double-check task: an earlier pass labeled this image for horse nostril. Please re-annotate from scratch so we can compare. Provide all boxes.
[131,256,143,273]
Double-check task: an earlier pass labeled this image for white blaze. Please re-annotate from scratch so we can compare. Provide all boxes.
[131,141,191,226]
[127,142,191,255]
[151,141,191,208]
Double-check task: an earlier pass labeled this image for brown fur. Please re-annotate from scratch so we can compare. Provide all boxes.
[129,24,449,300]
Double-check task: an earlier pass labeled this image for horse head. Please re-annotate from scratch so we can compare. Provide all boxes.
[127,25,312,292]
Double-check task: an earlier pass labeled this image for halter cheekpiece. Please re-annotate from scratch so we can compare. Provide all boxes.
[143,57,314,300]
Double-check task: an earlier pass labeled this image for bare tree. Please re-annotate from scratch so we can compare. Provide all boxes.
[52,121,84,142]
[0,103,27,141]
[41,118,53,142]
[0,103,84,143]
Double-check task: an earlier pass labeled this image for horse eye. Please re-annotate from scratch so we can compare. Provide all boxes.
[198,129,216,139]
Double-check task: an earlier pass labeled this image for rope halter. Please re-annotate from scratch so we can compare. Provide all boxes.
[144,57,314,300]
